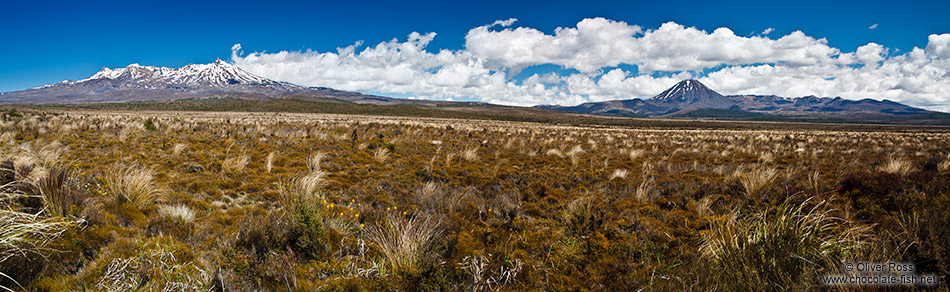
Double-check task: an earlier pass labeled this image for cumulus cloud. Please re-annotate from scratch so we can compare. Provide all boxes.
[762,27,774,35]
[231,18,950,112]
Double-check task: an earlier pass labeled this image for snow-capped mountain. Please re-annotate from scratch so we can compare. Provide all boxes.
[81,59,279,87]
[649,79,735,109]
[0,59,391,104]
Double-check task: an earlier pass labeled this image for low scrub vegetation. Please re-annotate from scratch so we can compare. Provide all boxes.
[0,109,947,290]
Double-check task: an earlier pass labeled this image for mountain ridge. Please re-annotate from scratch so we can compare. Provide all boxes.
[538,79,944,123]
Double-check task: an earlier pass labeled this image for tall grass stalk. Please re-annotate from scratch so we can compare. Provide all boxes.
[265,152,276,173]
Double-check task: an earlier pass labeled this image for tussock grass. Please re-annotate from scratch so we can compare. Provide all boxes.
[563,195,598,236]
[609,169,628,180]
[372,148,390,163]
[694,194,718,218]
[0,192,76,260]
[222,154,250,172]
[104,163,164,209]
[34,167,78,218]
[878,156,913,175]
[628,149,645,160]
[367,214,443,274]
[738,166,778,199]
[158,204,196,223]
[635,179,654,202]
[171,143,187,156]
[306,152,325,173]
[0,191,79,291]
[415,182,469,215]
[3,110,950,290]
[462,147,479,161]
[940,155,950,173]
[415,181,442,211]
[700,197,871,290]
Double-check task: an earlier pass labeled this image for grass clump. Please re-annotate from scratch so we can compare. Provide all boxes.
[34,167,81,218]
[738,166,778,199]
[367,214,443,275]
[222,154,250,172]
[373,148,390,162]
[158,204,196,223]
[878,155,913,176]
[0,191,80,290]
[104,163,164,209]
[699,197,870,290]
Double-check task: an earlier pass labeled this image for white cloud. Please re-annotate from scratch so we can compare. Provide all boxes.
[231,19,950,112]
[869,23,879,30]
[465,20,842,73]
[762,27,774,35]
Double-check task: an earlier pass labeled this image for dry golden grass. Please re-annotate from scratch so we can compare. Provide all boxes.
[373,147,390,162]
[265,151,276,173]
[172,143,187,156]
[158,204,196,223]
[738,166,778,199]
[367,214,443,275]
[222,154,250,172]
[879,155,914,175]
[461,146,479,161]
[104,163,164,209]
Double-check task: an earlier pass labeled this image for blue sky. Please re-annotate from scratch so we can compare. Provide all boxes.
[2,0,949,110]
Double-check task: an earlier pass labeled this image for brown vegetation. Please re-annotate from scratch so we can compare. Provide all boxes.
[0,109,948,290]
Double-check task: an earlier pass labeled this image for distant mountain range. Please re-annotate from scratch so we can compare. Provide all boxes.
[538,79,948,123]
[0,59,428,105]
[1,61,946,124]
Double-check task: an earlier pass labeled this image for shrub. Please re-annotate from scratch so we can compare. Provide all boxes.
[278,175,329,260]
[104,163,164,209]
[367,139,395,152]
[143,118,156,131]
